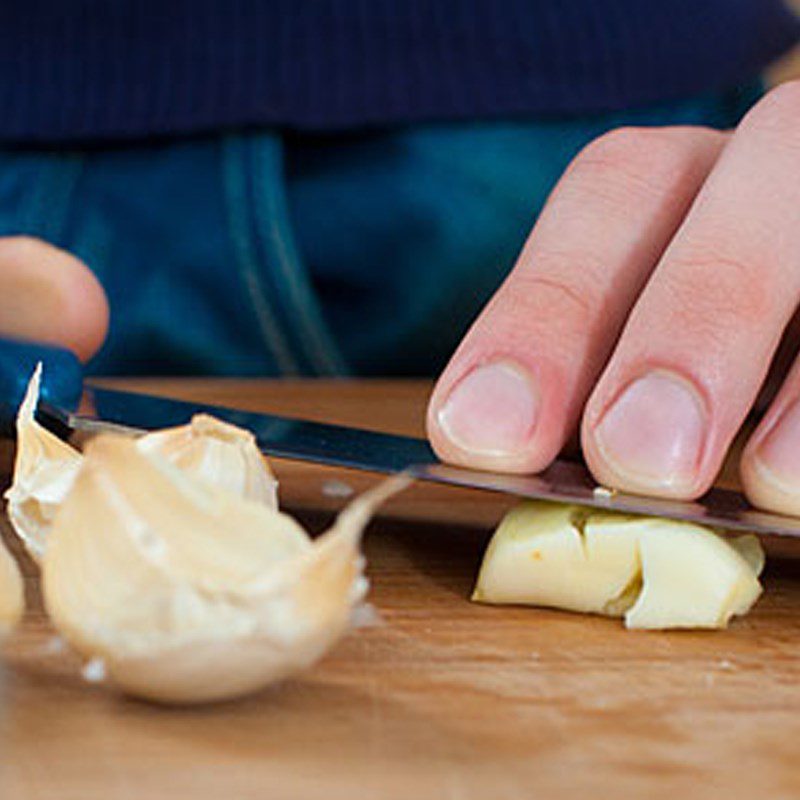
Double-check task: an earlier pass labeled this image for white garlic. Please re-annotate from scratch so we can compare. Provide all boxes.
[473,501,764,630]
[43,433,406,704]
[623,522,763,629]
[473,503,641,615]
[0,537,24,640]
[137,414,278,508]
[5,367,279,561]
[4,363,82,561]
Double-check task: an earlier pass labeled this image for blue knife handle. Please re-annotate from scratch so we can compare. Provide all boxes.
[0,338,83,434]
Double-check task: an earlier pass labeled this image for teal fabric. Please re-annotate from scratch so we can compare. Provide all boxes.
[0,82,762,377]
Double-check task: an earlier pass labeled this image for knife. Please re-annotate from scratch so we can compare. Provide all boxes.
[5,337,800,538]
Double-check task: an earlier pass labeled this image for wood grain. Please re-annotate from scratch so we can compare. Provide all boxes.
[3,380,800,800]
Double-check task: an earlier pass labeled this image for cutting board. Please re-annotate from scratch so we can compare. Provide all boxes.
[3,379,800,800]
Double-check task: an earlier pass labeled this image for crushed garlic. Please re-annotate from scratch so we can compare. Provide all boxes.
[473,500,764,630]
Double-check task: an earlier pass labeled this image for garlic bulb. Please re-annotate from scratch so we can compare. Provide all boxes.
[4,363,82,561]
[6,367,279,560]
[43,433,406,704]
[137,414,278,508]
[0,538,24,640]
[473,501,764,630]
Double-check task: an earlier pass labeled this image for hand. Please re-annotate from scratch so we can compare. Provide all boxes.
[427,81,800,517]
[0,236,108,362]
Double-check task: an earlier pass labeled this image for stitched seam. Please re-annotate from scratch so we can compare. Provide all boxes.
[251,135,348,376]
[221,135,300,376]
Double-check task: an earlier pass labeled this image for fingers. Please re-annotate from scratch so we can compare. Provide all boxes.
[427,126,726,472]
[742,354,800,516]
[582,82,800,499]
[0,236,108,362]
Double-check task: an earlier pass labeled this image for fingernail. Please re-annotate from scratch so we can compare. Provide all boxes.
[753,401,800,488]
[438,361,538,456]
[593,371,705,491]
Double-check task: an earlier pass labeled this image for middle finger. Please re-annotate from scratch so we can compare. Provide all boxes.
[582,83,800,499]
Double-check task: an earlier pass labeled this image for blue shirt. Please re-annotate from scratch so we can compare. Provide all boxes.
[0,0,798,142]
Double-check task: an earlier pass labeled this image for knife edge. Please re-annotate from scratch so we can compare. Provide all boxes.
[36,384,800,539]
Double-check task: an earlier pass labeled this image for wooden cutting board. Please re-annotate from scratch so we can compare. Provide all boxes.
[3,379,800,800]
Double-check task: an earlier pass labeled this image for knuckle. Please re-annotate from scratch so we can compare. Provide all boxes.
[495,265,599,350]
[522,248,605,309]
[660,246,773,334]
[524,273,595,318]
[567,127,698,206]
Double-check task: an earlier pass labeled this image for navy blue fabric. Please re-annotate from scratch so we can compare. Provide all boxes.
[0,1,796,142]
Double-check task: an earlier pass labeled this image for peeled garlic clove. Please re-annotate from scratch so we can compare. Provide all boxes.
[472,501,642,615]
[729,534,765,576]
[473,501,764,630]
[625,522,762,629]
[137,414,278,508]
[43,434,406,704]
[4,363,82,561]
[0,538,24,640]
[726,535,766,618]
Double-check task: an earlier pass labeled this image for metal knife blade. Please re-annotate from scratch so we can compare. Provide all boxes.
[36,383,800,539]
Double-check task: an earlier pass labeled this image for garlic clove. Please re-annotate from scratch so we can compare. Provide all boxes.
[624,522,762,630]
[581,513,647,615]
[729,533,765,576]
[6,367,281,562]
[472,501,641,615]
[4,363,82,561]
[720,534,765,620]
[43,434,407,704]
[137,414,278,509]
[473,501,764,630]
[0,537,24,640]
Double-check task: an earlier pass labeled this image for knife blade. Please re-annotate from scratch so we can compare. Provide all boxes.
[33,382,800,539]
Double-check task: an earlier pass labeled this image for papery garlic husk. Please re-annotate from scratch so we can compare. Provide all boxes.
[4,363,82,561]
[43,433,407,704]
[0,538,24,640]
[6,366,280,561]
[473,501,764,630]
[137,414,278,509]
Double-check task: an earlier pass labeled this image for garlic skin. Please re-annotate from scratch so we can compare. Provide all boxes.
[5,367,279,561]
[43,434,405,704]
[0,538,24,640]
[137,414,278,509]
[4,363,82,561]
[473,501,764,630]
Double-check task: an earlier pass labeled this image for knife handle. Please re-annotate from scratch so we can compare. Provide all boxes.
[0,337,83,434]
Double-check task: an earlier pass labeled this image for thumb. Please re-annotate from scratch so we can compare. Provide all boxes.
[0,236,109,362]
